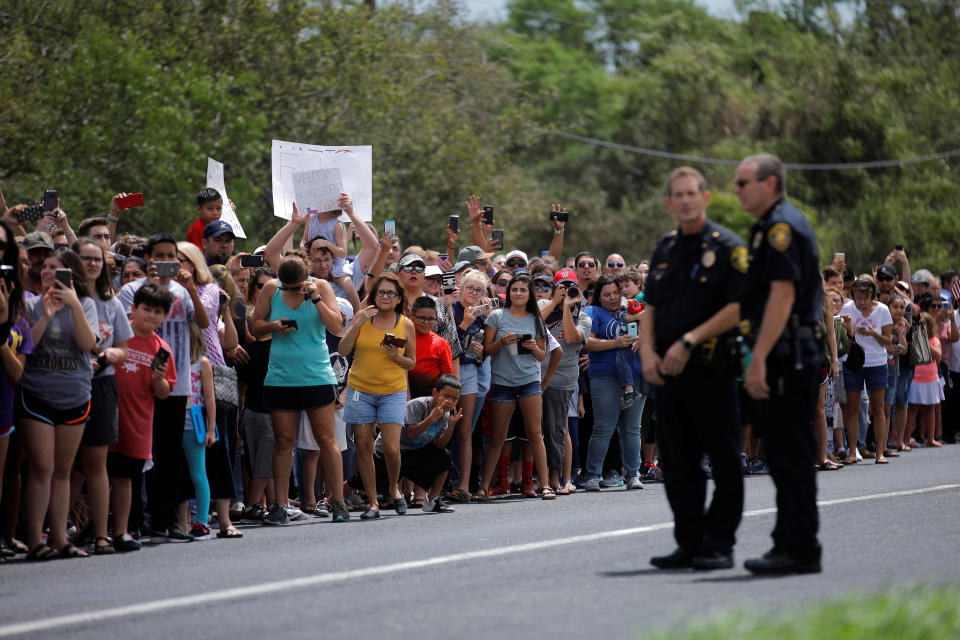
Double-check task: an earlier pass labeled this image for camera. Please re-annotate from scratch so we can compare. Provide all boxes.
[240,254,264,268]
[566,285,579,298]
[550,210,569,222]
[153,262,180,279]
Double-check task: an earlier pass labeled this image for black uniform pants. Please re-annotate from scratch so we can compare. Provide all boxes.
[756,345,821,560]
[655,363,743,554]
[146,395,188,530]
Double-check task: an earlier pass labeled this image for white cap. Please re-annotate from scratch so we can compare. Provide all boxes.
[424,265,443,278]
[505,250,528,264]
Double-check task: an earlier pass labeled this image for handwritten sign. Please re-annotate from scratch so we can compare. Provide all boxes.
[206,157,246,238]
[292,168,343,216]
[271,141,372,222]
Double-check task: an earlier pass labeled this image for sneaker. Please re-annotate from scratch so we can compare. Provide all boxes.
[148,525,195,542]
[114,533,142,552]
[394,496,408,515]
[855,448,863,462]
[262,503,290,526]
[331,501,350,523]
[583,477,601,492]
[643,464,664,482]
[189,521,211,540]
[509,482,521,495]
[739,451,750,476]
[229,501,245,522]
[625,476,644,490]
[423,497,455,513]
[748,457,769,475]
[346,492,365,510]
[360,508,380,520]
[618,390,636,410]
[600,470,624,488]
[285,505,309,522]
[314,501,331,518]
[241,505,265,522]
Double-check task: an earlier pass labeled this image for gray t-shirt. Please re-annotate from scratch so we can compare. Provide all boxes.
[484,308,541,387]
[93,295,134,378]
[538,300,592,391]
[119,278,195,396]
[22,294,99,408]
[373,396,452,452]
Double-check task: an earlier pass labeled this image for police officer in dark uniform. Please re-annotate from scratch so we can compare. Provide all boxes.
[641,166,747,570]
[737,153,823,575]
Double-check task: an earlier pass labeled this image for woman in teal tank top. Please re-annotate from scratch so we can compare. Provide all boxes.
[251,255,350,523]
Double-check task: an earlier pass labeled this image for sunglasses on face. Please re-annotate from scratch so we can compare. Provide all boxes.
[401,264,425,273]
[876,275,894,282]
[506,258,527,268]
[496,279,510,287]
[734,178,758,188]
[607,262,624,268]
[577,262,597,269]
[534,284,552,292]
[375,290,398,298]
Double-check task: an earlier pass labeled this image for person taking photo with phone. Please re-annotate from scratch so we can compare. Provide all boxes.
[339,273,416,519]
[18,248,98,559]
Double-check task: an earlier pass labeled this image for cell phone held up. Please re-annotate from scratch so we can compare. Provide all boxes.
[43,189,59,213]
[19,204,45,223]
[448,215,459,234]
[153,262,179,279]
[151,347,170,371]
[441,270,456,295]
[382,332,407,349]
[0,265,15,286]
[384,220,396,236]
[491,229,504,250]
[54,268,73,289]
[482,205,494,226]
[550,210,569,223]
[117,193,145,210]
[240,254,264,268]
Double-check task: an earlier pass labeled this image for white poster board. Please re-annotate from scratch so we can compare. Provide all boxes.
[206,157,247,238]
[271,141,372,222]
[293,168,343,216]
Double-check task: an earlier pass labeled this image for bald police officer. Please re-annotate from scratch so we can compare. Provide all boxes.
[641,167,746,570]
[737,153,823,575]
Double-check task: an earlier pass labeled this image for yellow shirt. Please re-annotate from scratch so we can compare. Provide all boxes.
[347,313,409,395]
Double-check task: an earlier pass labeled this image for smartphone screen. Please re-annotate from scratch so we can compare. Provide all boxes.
[55,268,72,289]
[516,333,533,355]
[448,215,459,234]
[384,220,396,235]
[491,229,504,249]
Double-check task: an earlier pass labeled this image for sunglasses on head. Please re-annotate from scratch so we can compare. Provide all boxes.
[506,258,526,268]
[401,264,425,273]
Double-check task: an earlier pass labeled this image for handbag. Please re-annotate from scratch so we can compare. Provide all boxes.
[845,341,865,372]
[211,364,239,410]
[907,322,932,367]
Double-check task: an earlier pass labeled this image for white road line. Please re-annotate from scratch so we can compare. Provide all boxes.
[0,483,956,637]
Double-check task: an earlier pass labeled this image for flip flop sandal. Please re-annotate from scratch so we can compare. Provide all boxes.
[217,525,243,539]
[408,499,424,509]
[6,538,29,555]
[443,488,471,504]
[28,544,58,561]
[57,543,88,559]
[94,536,116,555]
[470,488,489,502]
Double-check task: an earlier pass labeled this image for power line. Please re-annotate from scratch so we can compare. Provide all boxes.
[549,130,960,170]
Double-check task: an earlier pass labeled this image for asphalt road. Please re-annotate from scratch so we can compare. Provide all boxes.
[1,446,959,639]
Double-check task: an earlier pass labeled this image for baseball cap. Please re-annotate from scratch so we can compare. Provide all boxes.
[253,245,267,255]
[513,268,530,277]
[453,260,473,273]
[424,265,443,278]
[204,220,235,239]
[533,273,553,285]
[876,264,897,279]
[20,231,54,251]
[399,253,425,268]
[505,250,528,264]
[458,245,494,263]
[554,269,578,286]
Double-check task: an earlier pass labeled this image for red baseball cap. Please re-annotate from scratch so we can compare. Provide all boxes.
[554,269,578,286]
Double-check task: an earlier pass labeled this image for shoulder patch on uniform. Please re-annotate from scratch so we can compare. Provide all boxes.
[730,246,748,273]
[767,222,792,252]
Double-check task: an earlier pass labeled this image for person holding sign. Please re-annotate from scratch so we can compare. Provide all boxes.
[304,195,360,311]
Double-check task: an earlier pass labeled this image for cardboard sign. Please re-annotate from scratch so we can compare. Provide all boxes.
[293,168,343,216]
[206,157,246,239]
[271,141,372,222]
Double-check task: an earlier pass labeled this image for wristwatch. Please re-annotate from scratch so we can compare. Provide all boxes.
[311,296,321,304]
[680,336,695,351]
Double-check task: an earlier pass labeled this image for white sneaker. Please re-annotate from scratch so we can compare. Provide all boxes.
[422,497,435,512]
[855,448,863,462]
[285,506,309,522]
[625,477,644,490]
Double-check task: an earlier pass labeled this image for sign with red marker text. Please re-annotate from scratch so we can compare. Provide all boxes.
[271,141,372,222]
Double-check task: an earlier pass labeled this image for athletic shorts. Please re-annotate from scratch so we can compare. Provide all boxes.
[15,386,90,426]
[82,376,119,447]
[264,384,336,413]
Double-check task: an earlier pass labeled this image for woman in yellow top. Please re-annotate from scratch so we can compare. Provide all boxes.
[340,273,416,519]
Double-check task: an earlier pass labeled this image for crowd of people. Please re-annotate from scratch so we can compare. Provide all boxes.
[0,158,955,567]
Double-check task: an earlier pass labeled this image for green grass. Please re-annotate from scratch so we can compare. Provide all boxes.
[648,584,960,640]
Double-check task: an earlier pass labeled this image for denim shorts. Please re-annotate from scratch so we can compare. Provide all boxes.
[894,368,914,406]
[459,361,479,395]
[343,387,407,425]
[488,381,541,403]
[884,374,898,405]
[843,363,888,392]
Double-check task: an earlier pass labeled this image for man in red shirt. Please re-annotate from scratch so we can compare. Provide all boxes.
[408,296,456,398]
[186,188,223,249]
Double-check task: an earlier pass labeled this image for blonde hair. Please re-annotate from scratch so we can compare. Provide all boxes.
[460,269,490,290]
[176,242,214,285]
[210,264,238,321]
[189,322,205,364]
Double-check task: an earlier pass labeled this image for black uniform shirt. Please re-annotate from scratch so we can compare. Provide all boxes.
[741,198,822,327]
[645,219,747,355]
